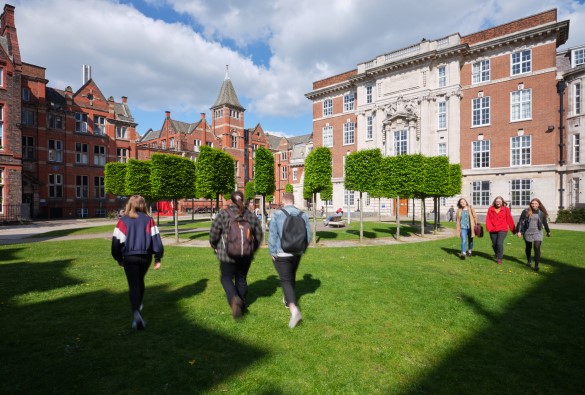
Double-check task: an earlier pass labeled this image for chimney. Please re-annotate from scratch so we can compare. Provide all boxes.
[200,113,206,120]
[165,111,171,119]
[121,96,127,103]
[82,65,91,84]
[1,4,22,70]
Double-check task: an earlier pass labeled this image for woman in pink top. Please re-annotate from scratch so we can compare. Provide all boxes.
[485,196,516,264]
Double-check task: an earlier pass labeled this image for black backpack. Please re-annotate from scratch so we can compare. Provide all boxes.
[280,208,308,254]
[224,209,255,258]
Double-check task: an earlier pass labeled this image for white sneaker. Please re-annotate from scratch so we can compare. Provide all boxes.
[288,310,302,328]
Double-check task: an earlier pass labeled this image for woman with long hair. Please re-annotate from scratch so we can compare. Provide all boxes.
[517,198,550,271]
[112,195,164,330]
[209,191,263,319]
[455,198,478,260]
[485,196,516,265]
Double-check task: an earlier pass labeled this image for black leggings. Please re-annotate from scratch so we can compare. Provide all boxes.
[123,254,152,312]
[525,240,542,264]
[273,255,301,306]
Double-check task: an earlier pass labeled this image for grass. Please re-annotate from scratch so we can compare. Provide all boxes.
[1,229,584,394]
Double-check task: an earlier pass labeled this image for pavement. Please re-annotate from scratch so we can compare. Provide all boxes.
[1,217,583,247]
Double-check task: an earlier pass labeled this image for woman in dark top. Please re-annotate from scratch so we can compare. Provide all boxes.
[517,198,550,271]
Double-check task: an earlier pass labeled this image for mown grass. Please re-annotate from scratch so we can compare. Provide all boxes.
[2,229,584,394]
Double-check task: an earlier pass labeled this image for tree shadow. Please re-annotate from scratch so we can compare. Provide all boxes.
[399,257,585,394]
[247,274,279,306]
[0,247,25,262]
[297,273,321,303]
[345,230,377,238]
[316,231,339,240]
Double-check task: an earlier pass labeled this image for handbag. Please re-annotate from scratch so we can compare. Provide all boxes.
[474,223,484,238]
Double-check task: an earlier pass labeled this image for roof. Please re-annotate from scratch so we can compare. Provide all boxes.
[114,102,135,123]
[46,87,66,110]
[139,129,161,142]
[266,134,284,150]
[211,76,245,110]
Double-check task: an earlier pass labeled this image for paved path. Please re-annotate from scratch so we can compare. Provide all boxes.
[1,218,583,247]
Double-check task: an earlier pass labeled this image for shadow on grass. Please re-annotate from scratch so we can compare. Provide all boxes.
[400,256,585,394]
[1,277,267,394]
[441,247,528,266]
[297,273,321,304]
[247,275,279,306]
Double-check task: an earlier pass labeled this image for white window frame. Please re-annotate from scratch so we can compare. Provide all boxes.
[472,59,490,84]
[281,151,288,161]
[194,139,201,152]
[161,140,166,150]
[0,67,3,87]
[472,140,490,169]
[343,122,355,145]
[511,135,532,167]
[366,86,373,104]
[574,134,580,164]
[366,116,373,140]
[292,168,298,181]
[76,175,89,199]
[511,49,531,76]
[75,112,88,133]
[438,66,446,88]
[472,180,490,206]
[438,101,447,129]
[511,88,532,122]
[575,82,581,115]
[234,160,239,177]
[0,104,3,149]
[94,176,105,198]
[281,165,287,180]
[94,116,106,135]
[472,96,490,126]
[48,139,63,162]
[438,142,447,156]
[344,189,355,206]
[0,169,3,213]
[343,93,354,112]
[323,99,332,117]
[170,137,175,149]
[75,143,89,165]
[48,173,63,198]
[117,148,128,163]
[323,125,333,147]
[511,179,532,206]
[115,126,127,139]
[572,48,585,67]
[393,129,408,156]
[231,135,237,148]
[94,145,106,166]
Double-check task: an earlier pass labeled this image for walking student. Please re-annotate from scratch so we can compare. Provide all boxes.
[455,198,478,260]
[209,191,263,319]
[517,198,551,271]
[268,192,311,328]
[485,196,516,265]
[111,195,164,330]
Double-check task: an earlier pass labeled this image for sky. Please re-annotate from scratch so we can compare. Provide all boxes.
[9,0,585,138]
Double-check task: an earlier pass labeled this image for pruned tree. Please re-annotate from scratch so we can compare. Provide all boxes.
[253,146,275,234]
[244,181,255,201]
[285,183,293,193]
[125,159,153,213]
[303,147,332,245]
[424,156,450,231]
[104,162,127,213]
[344,149,382,241]
[151,153,197,243]
[195,146,235,215]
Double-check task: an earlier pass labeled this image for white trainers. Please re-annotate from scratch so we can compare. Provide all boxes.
[288,309,302,329]
[132,311,146,330]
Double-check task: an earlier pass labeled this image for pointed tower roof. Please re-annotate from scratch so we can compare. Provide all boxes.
[211,65,245,110]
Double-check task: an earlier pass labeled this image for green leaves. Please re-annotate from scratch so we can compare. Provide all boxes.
[151,154,197,199]
[254,146,275,196]
[195,146,235,199]
[304,147,332,198]
[344,149,381,193]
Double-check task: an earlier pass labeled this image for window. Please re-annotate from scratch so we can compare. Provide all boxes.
[511,89,532,121]
[344,190,355,206]
[472,181,490,206]
[293,168,298,181]
[94,116,106,135]
[438,143,447,156]
[394,129,408,155]
[76,175,89,199]
[572,48,585,67]
[472,60,490,84]
[343,93,354,112]
[48,140,63,162]
[472,96,490,126]
[234,160,239,177]
[0,67,3,87]
[281,151,288,161]
[194,139,201,152]
[75,112,88,133]
[116,126,127,139]
[21,109,35,125]
[323,126,333,147]
[170,137,175,149]
[48,113,63,129]
[438,66,446,87]
[48,174,63,198]
[206,141,213,147]
[22,87,31,101]
[281,165,287,180]
[231,135,237,148]
[343,122,355,145]
[117,148,128,163]
[511,179,531,206]
[230,109,239,119]
[75,143,89,164]
[574,134,580,164]
[472,140,490,168]
[575,83,581,115]
[94,145,106,166]
[366,116,373,140]
[571,177,580,205]
[0,104,3,149]
[366,86,373,104]
[511,49,531,75]
[322,99,332,117]
[365,193,371,206]
[0,169,3,213]
[511,135,531,166]
[161,140,166,150]
[22,136,34,160]
[94,176,105,198]
[438,101,447,129]
[214,109,223,118]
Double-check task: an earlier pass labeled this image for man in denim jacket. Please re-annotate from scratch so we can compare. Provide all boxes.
[268,192,311,328]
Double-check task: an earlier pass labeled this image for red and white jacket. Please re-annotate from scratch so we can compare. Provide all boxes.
[111,212,164,263]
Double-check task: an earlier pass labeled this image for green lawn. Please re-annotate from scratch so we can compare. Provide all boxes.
[1,229,583,394]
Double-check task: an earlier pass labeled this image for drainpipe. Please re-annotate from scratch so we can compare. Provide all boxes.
[556,80,566,210]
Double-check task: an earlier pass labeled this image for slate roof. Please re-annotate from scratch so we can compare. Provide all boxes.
[211,77,245,110]
[46,87,67,110]
[140,129,161,142]
[114,102,135,123]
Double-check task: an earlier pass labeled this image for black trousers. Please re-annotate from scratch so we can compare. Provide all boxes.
[273,255,301,306]
[489,231,508,260]
[525,240,542,264]
[220,258,253,306]
[123,254,152,312]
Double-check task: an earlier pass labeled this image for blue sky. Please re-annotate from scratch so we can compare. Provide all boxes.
[10,0,585,137]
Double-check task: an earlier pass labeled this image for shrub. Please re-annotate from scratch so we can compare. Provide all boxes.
[556,206,585,223]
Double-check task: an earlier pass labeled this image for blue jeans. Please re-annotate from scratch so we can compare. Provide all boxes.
[460,228,473,253]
